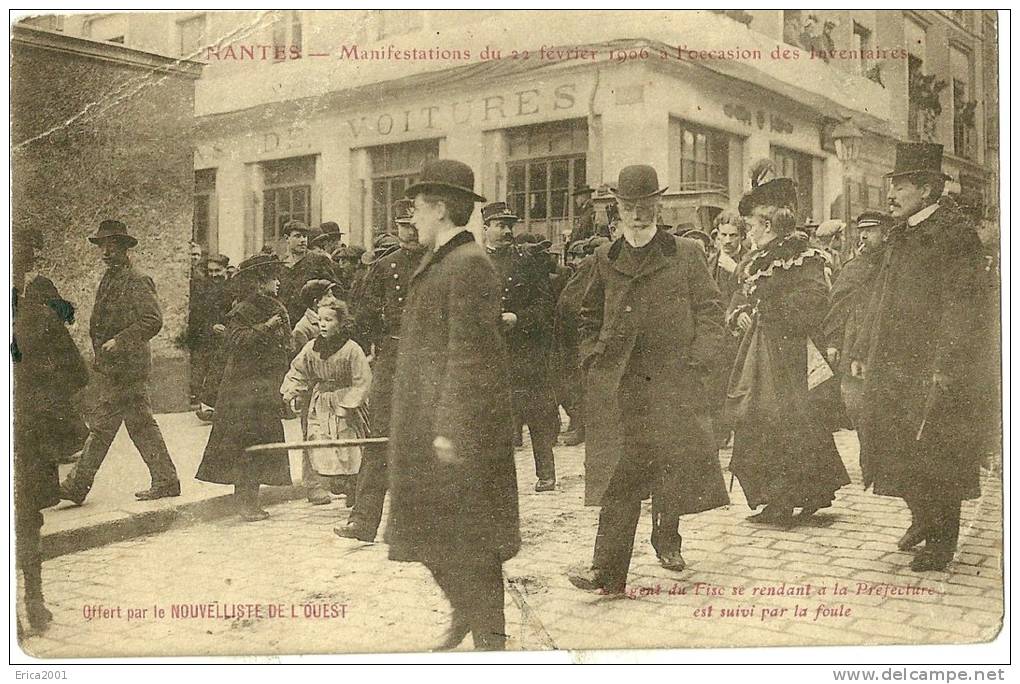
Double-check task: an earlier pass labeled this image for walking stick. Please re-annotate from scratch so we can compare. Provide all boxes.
[246,437,389,454]
[915,385,943,442]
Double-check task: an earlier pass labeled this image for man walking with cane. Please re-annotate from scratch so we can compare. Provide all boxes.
[852,143,988,572]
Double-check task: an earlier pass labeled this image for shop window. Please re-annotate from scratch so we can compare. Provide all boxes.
[272,10,302,61]
[262,156,315,245]
[369,139,440,235]
[852,22,872,76]
[673,120,730,193]
[770,146,815,224]
[194,169,217,252]
[178,14,206,57]
[505,120,588,240]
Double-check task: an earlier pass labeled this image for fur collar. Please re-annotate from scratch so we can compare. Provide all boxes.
[744,232,829,289]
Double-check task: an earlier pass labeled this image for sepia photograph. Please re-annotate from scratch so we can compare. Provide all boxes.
[8,8,1005,665]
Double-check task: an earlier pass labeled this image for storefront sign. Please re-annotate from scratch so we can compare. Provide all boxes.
[344,83,579,139]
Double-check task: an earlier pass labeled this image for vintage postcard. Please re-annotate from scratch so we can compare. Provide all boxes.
[10,9,1003,661]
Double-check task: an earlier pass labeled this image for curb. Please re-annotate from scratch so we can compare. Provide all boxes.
[41,485,307,560]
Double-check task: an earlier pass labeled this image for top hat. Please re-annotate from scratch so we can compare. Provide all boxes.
[855,210,894,230]
[392,199,415,225]
[313,222,344,246]
[612,166,668,201]
[206,253,230,267]
[88,220,138,248]
[282,220,313,237]
[405,159,487,203]
[738,178,798,217]
[481,202,520,224]
[235,253,283,280]
[885,142,952,181]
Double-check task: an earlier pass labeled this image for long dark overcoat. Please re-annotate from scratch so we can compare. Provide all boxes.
[854,204,987,500]
[13,276,90,511]
[196,294,293,486]
[385,230,520,565]
[726,235,850,510]
[577,230,729,510]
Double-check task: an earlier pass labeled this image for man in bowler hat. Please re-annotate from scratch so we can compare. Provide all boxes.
[385,159,519,650]
[568,165,728,593]
[60,221,181,504]
[853,143,988,572]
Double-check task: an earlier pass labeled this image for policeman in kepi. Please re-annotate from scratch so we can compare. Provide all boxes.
[481,202,558,492]
[336,198,428,542]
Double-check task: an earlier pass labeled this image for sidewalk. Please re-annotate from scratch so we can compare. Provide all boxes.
[41,412,308,559]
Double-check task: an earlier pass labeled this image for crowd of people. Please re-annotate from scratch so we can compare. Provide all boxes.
[12,142,997,650]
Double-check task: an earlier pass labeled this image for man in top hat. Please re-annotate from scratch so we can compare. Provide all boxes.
[385,159,518,650]
[279,219,336,326]
[59,221,181,504]
[481,201,559,492]
[568,165,728,594]
[336,198,428,542]
[853,142,988,572]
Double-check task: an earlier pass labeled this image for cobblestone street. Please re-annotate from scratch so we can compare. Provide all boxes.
[21,430,1003,658]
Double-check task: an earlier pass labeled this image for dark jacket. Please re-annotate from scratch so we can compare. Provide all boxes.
[13,276,89,510]
[578,230,729,509]
[854,204,987,500]
[487,244,556,389]
[196,294,293,486]
[386,231,520,565]
[90,261,162,382]
[726,234,850,509]
[352,245,427,435]
[185,278,231,351]
[353,246,427,353]
[281,250,337,326]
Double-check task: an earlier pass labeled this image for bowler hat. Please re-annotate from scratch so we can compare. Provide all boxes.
[405,159,486,203]
[885,142,952,181]
[855,210,894,230]
[611,165,667,201]
[815,219,845,239]
[88,220,138,248]
[738,178,798,217]
[392,199,415,225]
[282,220,312,237]
[481,202,520,224]
[312,222,343,246]
[235,253,283,280]
[206,253,230,267]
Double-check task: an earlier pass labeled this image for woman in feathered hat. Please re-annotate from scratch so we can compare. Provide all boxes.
[725,165,850,524]
[196,254,294,521]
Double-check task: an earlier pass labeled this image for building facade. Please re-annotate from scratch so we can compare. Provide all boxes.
[11,24,203,412]
[21,9,998,262]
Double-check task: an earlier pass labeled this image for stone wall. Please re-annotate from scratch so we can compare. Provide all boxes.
[12,28,202,412]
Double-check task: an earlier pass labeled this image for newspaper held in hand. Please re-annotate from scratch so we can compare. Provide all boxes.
[807,338,834,391]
